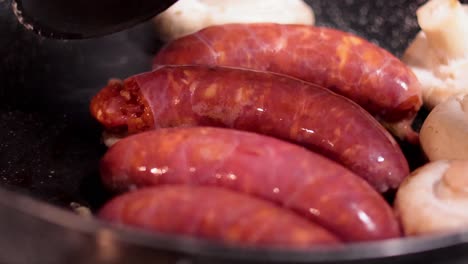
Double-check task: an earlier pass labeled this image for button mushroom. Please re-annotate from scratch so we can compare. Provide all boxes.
[420,94,468,161]
[402,0,468,109]
[394,160,468,236]
[153,0,315,42]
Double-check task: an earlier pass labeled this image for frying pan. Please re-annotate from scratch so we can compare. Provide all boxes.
[1,0,468,263]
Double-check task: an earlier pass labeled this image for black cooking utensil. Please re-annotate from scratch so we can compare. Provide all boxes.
[11,0,177,39]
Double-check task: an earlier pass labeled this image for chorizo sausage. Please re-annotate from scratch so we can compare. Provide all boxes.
[99,186,340,248]
[153,23,422,125]
[90,65,409,192]
[100,127,401,242]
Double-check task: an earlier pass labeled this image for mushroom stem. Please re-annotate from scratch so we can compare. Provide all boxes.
[442,160,468,194]
[436,160,468,200]
[417,0,468,62]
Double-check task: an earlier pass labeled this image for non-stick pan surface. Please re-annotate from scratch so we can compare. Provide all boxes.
[1,0,468,263]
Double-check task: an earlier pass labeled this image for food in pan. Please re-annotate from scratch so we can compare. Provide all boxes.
[90,0,468,248]
[152,23,423,142]
[90,65,409,193]
[99,185,340,248]
[420,94,468,161]
[398,0,468,237]
[403,0,468,109]
[100,127,401,242]
[153,0,315,42]
[394,160,468,236]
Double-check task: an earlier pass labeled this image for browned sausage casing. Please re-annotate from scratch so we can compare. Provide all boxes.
[153,23,422,124]
[99,186,341,248]
[90,65,409,192]
[100,127,401,242]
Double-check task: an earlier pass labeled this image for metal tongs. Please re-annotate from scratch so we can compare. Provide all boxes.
[12,0,177,39]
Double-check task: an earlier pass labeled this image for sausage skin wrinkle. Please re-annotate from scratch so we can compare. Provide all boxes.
[90,65,409,192]
[153,23,422,124]
[100,127,401,242]
[99,186,340,248]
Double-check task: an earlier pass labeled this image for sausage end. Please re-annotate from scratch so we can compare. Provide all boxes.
[90,78,154,135]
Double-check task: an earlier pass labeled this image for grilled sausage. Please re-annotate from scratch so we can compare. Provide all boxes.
[153,23,422,127]
[100,127,401,242]
[90,65,409,192]
[99,186,340,248]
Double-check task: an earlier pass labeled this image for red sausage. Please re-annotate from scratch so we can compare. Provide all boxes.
[100,127,401,242]
[99,186,340,248]
[90,65,409,192]
[153,23,422,124]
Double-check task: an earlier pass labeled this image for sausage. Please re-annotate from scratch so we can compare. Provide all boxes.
[100,127,401,242]
[99,186,340,248]
[153,23,422,125]
[90,65,409,192]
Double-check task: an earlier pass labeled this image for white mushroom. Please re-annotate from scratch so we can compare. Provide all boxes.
[153,0,315,42]
[394,160,468,236]
[420,93,468,161]
[402,0,468,109]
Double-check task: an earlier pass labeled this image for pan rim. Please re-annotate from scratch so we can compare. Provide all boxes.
[2,186,466,263]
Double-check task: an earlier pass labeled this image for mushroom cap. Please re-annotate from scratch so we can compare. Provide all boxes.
[153,0,315,42]
[403,5,468,109]
[420,93,468,161]
[395,160,468,236]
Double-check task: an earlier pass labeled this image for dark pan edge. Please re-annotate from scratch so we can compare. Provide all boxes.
[1,185,467,263]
